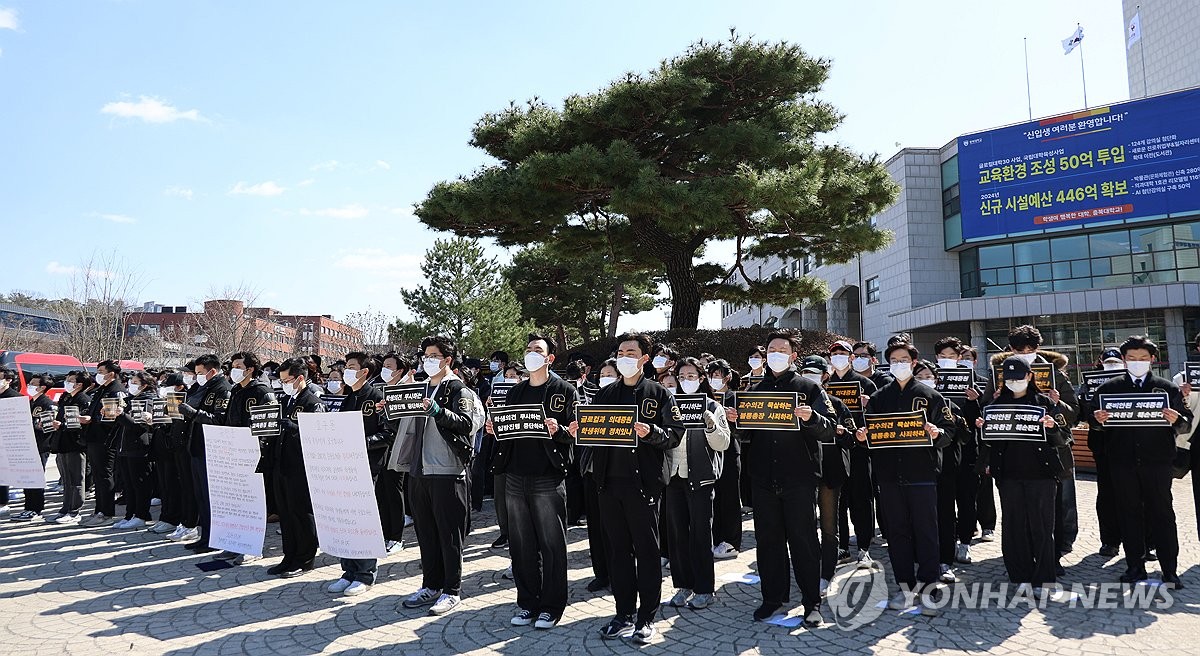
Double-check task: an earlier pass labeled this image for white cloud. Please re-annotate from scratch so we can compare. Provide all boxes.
[301,203,369,220]
[45,261,76,276]
[90,212,137,224]
[163,186,194,200]
[229,181,285,197]
[333,248,421,279]
[100,95,206,124]
[310,160,341,172]
[375,160,391,170]
[296,178,315,187]
[0,8,18,31]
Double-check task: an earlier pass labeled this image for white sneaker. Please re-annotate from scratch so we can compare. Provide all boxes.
[123,518,147,530]
[888,591,915,611]
[402,587,442,609]
[955,543,973,564]
[150,498,161,507]
[343,581,369,597]
[856,550,876,570]
[712,542,738,560]
[328,578,353,593]
[166,525,186,540]
[820,578,830,598]
[47,513,81,525]
[0,505,10,518]
[429,594,460,615]
[533,612,558,630]
[385,539,403,555]
[177,527,200,542]
[149,521,175,534]
[939,564,957,584]
[82,513,114,528]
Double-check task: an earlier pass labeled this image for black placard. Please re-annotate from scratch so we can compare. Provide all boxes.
[1081,369,1125,402]
[489,403,549,441]
[321,394,344,413]
[166,392,186,419]
[490,382,515,407]
[865,410,931,449]
[129,400,151,424]
[1099,393,1170,427]
[992,362,1054,392]
[981,404,1047,442]
[384,383,427,420]
[674,394,708,429]
[825,381,863,412]
[734,392,800,431]
[100,398,120,422]
[151,399,171,424]
[936,369,975,399]
[36,410,55,433]
[575,405,638,448]
[63,405,81,430]
[1186,363,1200,388]
[250,403,282,438]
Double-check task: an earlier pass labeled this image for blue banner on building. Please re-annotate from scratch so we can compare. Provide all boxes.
[957,88,1200,241]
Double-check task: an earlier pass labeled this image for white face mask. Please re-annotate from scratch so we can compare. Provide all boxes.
[766,352,792,373]
[937,358,958,370]
[524,352,547,372]
[747,357,763,370]
[708,377,726,391]
[852,357,871,372]
[599,376,618,387]
[1005,380,1029,394]
[664,386,677,396]
[342,369,360,386]
[1102,362,1125,372]
[1126,360,1152,377]
[184,374,196,387]
[158,386,170,399]
[616,356,641,378]
[380,367,395,381]
[489,362,500,372]
[917,378,937,389]
[830,354,850,371]
[652,356,668,369]
[271,379,282,389]
[423,357,443,377]
[679,378,702,394]
[196,372,209,387]
[1015,352,1038,364]
[504,377,520,383]
[282,380,299,397]
[890,362,913,381]
[26,385,40,397]
[326,380,341,393]
[229,368,246,384]
[128,384,142,395]
[64,382,76,394]
[94,373,106,384]
[802,373,824,385]
[963,360,976,369]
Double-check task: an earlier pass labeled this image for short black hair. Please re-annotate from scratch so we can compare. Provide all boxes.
[884,341,920,362]
[194,354,220,372]
[615,331,653,357]
[230,351,262,377]
[674,356,707,379]
[65,370,85,383]
[527,332,557,355]
[765,330,800,353]
[503,362,527,378]
[97,359,122,375]
[26,371,52,390]
[706,359,732,377]
[565,361,584,380]
[1119,334,1159,358]
[345,351,380,378]
[0,367,16,384]
[653,345,680,361]
[489,350,510,363]
[887,333,912,348]
[278,357,309,380]
[961,346,979,360]
[745,345,766,359]
[422,335,458,362]
[934,337,963,354]
[698,352,715,362]
[1008,325,1043,351]
[914,359,937,379]
[599,358,619,376]
[853,341,878,357]
[131,371,157,389]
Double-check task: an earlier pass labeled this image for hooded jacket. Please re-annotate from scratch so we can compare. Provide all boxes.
[986,350,1079,425]
[385,373,477,477]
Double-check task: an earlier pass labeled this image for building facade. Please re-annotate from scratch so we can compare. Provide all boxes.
[1125,0,1200,98]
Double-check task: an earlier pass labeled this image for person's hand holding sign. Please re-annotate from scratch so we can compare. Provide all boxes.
[924,423,940,439]
[975,417,985,428]
[724,407,738,423]
[634,422,651,440]
[794,404,813,422]
[545,417,560,437]
[1093,409,1110,425]
[1046,388,1061,404]
[485,419,495,436]
[1164,407,1181,424]
[1041,415,1058,428]
[854,427,867,443]
[1182,382,1193,397]
[966,387,981,401]
[567,420,579,438]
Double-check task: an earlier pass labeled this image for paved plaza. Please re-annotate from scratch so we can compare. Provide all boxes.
[2,472,1199,655]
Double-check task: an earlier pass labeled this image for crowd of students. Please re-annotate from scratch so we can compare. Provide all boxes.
[0,324,1196,644]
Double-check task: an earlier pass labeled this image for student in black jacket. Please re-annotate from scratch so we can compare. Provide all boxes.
[79,360,129,528]
[728,331,838,628]
[113,372,159,530]
[9,372,56,521]
[708,358,745,560]
[572,332,683,645]
[855,341,955,616]
[915,361,971,584]
[828,340,880,568]
[46,371,92,524]
[976,356,1071,591]
[1092,335,1192,588]
[1077,349,1127,558]
[267,357,326,578]
[178,354,232,553]
[801,355,856,594]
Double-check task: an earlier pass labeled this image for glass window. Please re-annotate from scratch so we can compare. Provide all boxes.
[1149,270,1178,283]
[1154,251,1176,270]
[1095,273,1133,288]
[1133,253,1153,273]
[960,248,978,273]
[1054,278,1091,291]
[1015,265,1034,283]
[984,284,1015,296]
[1017,281,1053,294]
[941,156,959,191]
[1174,221,1200,243]
[997,267,1015,284]
[1179,249,1200,268]
[979,244,1014,268]
[1091,258,1112,276]
[1111,255,1133,274]
[1051,235,1089,261]
[866,277,880,304]
[980,269,998,286]
[1071,259,1091,278]
[1131,226,1174,253]
[1089,230,1130,257]
[1034,263,1052,281]
[944,214,962,249]
[1052,261,1071,279]
[1180,269,1200,281]
[1013,239,1050,264]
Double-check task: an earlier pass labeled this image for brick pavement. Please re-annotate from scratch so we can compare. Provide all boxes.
[1,473,1199,655]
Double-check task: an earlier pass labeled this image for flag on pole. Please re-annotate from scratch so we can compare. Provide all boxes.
[1062,25,1084,55]
[1127,11,1142,49]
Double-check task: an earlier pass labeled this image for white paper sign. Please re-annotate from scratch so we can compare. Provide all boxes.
[203,425,267,557]
[0,396,44,488]
[299,411,386,559]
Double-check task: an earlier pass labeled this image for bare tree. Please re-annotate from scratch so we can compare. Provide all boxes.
[52,252,146,362]
[0,319,62,354]
[342,307,396,352]
[188,283,266,359]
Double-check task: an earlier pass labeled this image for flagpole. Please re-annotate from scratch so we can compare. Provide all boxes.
[1078,24,1089,109]
[1024,37,1033,120]
[1137,5,1148,96]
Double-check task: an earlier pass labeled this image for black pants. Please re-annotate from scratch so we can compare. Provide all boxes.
[117,456,154,521]
[711,449,743,550]
[666,478,716,594]
[565,460,585,525]
[376,469,406,542]
[997,478,1057,587]
[842,449,876,551]
[956,441,981,544]
[1112,463,1178,577]
[739,441,753,508]
[1093,451,1122,547]
[470,435,494,512]
[583,473,609,581]
[876,481,939,591]
[273,465,317,567]
[976,473,997,531]
[506,474,568,617]
[494,472,509,538]
[598,482,662,624]
[818,483,842,580]
[56,452,85,515]
[752,481,821,610]
[409,475,468,596]
[173,447,198,528]
[23,452,49,513]
[192,455,211,543]
[937,458,959,565]
[85,441,117,517]
[152,441,182,526]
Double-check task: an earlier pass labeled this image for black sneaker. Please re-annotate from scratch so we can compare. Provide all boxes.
[1163,573,1184,590]
[630,622,656,644]
[1120,569,1148,584]
[10,510,39,522]
[1098,544,1120,558]
[753,602,782,621]
[279,561,314,578]
[1145,549,1158,562]
[491,535,509,549]
[598,614,635,639]
[267,562,293,576]
[510,609,535,627]
[586,578,610,593]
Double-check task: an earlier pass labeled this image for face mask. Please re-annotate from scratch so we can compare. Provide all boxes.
[128,384,141,395]
[504,377,519,383]
[64,382,76,394]
[229,368,246,384]
[709,377,727,391]
[524,352,547,372]
[766,352,792,373]
[748,357,763,370]
[1005,380,1029,394]
[423,358,443,377]
[830,354,850,370]
[937,358,958,370]
[963,360,976,369]
[679,378,702,394]
[380,367,394,381]
[802,373,824,385]
[1126,360,1152,377]
[652,356,668,369]
[852,357,871,372]
[158,386,170,399]
[489,362,500,372]
[26,385,40,397]
[1102,362,1124,372]
[342,370,359,386]
[917,378,937,389]
[616,356,641,378]
[196,373,209,386]
[1015,352,1037,364]
[94,373,105,384]
[890,362,913,381]
[599,376,618,387]
[326,381,341,393]
[664,386,677,396]
[184,374,196,387]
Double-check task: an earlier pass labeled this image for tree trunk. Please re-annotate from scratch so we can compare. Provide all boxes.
[664,250,703,330]
[555,323,569,352]
[607,280,625,338]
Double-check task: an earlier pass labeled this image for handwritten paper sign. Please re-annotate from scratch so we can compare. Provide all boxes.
[575,405,638,447]
[0,397,45,488]
[981,404,1047,442]
[865,411,931,449]
[203,425,267,556]
[299,412,386,559]
[734,392,799,431]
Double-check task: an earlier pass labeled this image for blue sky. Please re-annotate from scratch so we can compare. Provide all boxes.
[0,1,1133,331]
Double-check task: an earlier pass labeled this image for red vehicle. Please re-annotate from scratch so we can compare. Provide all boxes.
[0,351,87,401]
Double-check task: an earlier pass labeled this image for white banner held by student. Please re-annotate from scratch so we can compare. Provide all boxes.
[299,411,385,559]
[0,396,45,488]
[203,425,267,556]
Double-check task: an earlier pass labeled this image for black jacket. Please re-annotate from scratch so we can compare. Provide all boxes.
[493,376,579,478]
[819,395,857,487]
[977,390,1071,480]
[1090,372,1192,466]
[742,368,838,487]
[590,375,685,496]
[51,389,92,454]
[84,380,129,445]
[226,376,277,428]
[986,350,1079,426]
[862,378,955,484]
[339,382,391,472]
[672,396,729,492]
[276,384,327,471]
[115,390,159,457]
[30,394,55,453]
[185,374,232,457]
